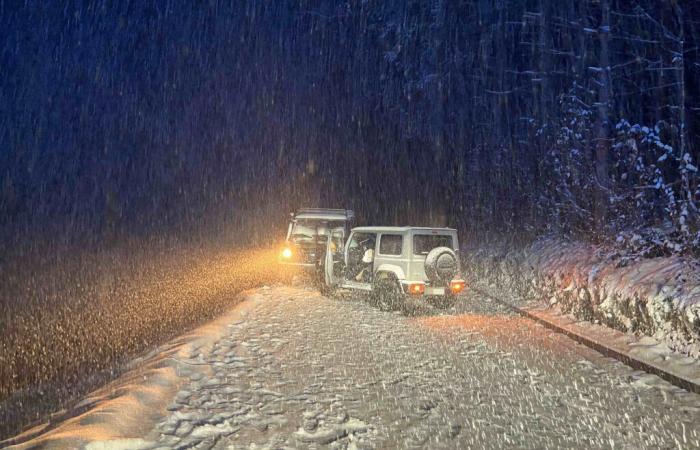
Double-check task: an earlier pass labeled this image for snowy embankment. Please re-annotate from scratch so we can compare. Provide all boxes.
[464,239,700,359]
[2,290,262,450]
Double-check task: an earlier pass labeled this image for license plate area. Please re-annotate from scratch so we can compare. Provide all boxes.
[425,287,445,296]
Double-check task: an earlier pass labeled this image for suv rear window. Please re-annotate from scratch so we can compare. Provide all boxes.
[379,234,403,255]
[413,234,454,255]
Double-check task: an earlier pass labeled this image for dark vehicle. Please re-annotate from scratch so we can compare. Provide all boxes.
[279,208,354,273]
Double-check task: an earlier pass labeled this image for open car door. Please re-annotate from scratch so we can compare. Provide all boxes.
[324,228,345,288]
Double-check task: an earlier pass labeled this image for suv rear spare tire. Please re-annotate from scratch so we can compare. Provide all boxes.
[424,246,458,285]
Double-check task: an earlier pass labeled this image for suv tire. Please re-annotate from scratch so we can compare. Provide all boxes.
[319,280,335,297]
[372,277,403,311]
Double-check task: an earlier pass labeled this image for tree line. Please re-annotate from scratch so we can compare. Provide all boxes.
[1,0,698,256]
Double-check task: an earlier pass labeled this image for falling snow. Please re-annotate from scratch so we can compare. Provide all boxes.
[2,1,700,447]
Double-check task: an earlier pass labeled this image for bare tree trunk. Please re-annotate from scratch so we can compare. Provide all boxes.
[594,0,611,235]
[673,1,695,220]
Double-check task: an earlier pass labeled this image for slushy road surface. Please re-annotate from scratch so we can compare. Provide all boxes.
[147,285,700,449]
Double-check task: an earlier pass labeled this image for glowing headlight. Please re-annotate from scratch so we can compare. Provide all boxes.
[281,247,293,259]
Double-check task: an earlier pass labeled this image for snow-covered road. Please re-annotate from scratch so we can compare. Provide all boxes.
[9,285,700,449]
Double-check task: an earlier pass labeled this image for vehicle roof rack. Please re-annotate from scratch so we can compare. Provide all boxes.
[294,208,355,220]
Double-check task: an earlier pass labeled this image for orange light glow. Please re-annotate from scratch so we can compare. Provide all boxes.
[408,283,425,295]
[450,279,466,294]
[281,247,293,259]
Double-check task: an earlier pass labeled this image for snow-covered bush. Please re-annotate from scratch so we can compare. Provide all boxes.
[610,120,699,256]
[541,85,699,257]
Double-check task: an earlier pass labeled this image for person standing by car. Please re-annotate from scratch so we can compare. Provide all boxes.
[354,235,376,282]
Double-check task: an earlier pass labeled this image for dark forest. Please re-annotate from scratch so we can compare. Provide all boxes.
[3,1,700,255]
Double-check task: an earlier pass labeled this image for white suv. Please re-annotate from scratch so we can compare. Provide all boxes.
[323,226,466,310]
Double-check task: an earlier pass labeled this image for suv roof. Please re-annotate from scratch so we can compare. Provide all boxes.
[293,208,355,221]
[351,226,456,233]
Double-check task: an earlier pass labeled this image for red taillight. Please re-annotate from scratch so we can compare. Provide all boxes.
[450,279,466,294]
[407,282,425,295]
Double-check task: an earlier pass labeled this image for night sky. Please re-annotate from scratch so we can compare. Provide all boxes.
[2,1,699,250]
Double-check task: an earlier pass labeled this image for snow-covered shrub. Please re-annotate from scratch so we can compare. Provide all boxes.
[541,84,699,257]
[610,120,699,256]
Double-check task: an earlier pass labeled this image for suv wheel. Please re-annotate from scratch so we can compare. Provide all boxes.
[319,281,335,297]
[373,278,403,311]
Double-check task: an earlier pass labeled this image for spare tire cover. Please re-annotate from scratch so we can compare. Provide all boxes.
[424,246,458,284]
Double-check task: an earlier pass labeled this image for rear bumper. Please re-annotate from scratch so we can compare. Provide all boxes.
[399,281,452,297]
[424,286,448,296]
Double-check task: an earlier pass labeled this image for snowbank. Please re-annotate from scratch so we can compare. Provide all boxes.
[2,291,262,449]
[0,243,294,440]
[464,239,700,358]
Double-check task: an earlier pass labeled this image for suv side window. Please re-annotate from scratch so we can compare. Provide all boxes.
[379,234,403,255]
[346,232,377,264]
